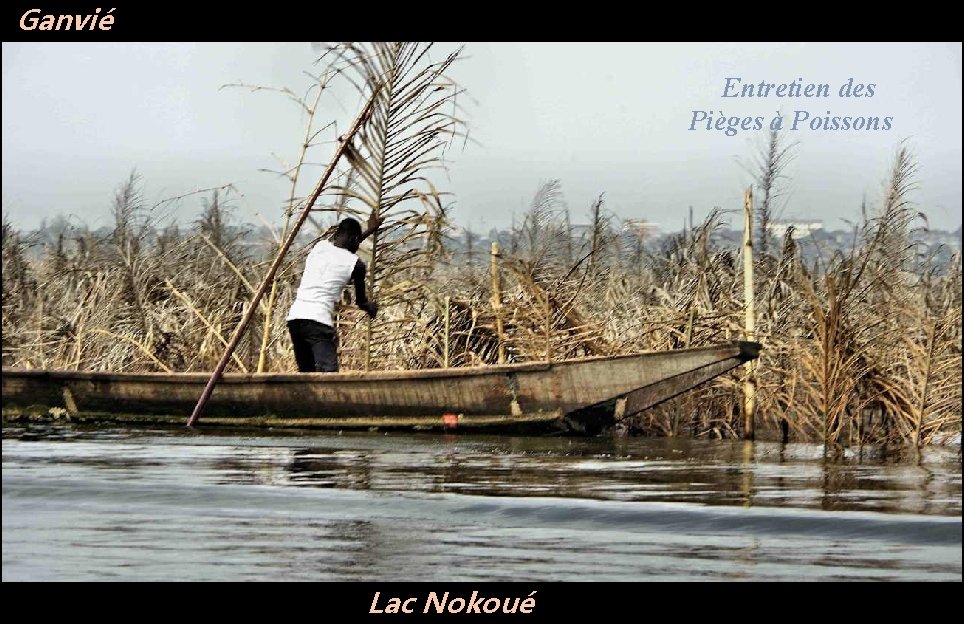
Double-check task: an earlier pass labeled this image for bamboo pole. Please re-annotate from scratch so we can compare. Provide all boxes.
[742,186,756,440]
[187,90,379,427]
[443,295,451,368]
[544,286,552,363]
[490,242,506,364]
[684,306,696,348]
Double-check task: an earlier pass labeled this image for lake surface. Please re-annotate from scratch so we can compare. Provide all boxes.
[2,424,961,581]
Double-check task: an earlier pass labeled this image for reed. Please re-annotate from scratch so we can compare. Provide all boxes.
[2,49,958,447]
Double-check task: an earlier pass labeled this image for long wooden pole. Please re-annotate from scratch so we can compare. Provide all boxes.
[187,90,379,427]
[742,186,756,440]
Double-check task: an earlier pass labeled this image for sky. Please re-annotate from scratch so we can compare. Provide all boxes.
[2,42,961,234]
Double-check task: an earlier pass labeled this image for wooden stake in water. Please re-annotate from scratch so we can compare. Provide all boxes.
[490,242,506,364]
[742,186,756,440]
[187,90,379,427]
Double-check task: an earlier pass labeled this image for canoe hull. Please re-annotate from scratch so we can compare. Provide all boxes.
[2,342,759,433]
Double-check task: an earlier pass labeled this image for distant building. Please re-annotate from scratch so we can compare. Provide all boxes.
[767,221,824,240]
[622,220,661,240]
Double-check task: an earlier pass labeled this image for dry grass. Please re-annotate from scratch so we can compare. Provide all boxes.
[2,48,959,447]
[3,151,960,448]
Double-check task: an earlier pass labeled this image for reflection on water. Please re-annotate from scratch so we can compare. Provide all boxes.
[2,423,961,581]
[282,437,961,516]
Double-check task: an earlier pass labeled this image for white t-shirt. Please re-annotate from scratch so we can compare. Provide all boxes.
[287,240,360,327]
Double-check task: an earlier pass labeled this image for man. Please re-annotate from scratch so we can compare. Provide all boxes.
[286,215,381,372]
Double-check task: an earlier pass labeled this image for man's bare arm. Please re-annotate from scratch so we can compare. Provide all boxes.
[352,259,378,318]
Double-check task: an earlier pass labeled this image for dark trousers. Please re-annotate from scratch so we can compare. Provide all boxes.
[287,319,339,372]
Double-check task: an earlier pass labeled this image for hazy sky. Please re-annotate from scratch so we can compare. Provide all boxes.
[2,42,961,233]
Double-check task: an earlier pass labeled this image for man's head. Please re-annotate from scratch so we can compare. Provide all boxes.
[332,217,363,253]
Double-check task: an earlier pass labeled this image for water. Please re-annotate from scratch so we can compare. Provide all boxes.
[2,424,961,581]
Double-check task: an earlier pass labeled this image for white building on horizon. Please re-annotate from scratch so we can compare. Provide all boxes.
[767,220,824,240]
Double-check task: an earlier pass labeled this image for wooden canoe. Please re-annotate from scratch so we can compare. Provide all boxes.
[1,341,760,434]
